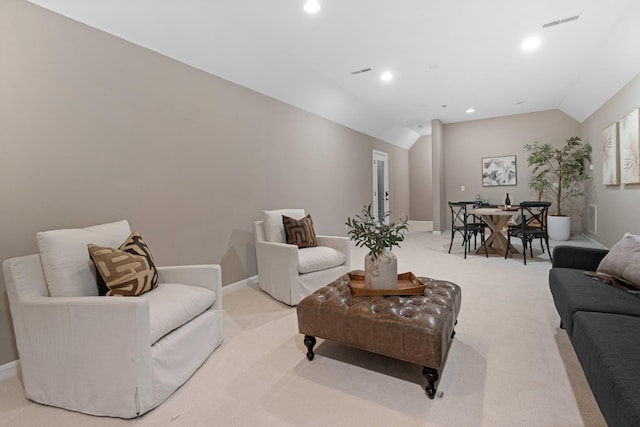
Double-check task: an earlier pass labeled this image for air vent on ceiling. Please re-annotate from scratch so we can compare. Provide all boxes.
[543,15,579,28]
[351,68,372,75]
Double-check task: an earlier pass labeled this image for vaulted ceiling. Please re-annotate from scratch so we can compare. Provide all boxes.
[27,0,640,148]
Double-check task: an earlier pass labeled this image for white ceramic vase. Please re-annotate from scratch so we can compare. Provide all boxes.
[364,249,398,289]
[547,215,571,241]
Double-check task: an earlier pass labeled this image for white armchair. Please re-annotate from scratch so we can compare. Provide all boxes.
[254,209,351,305]
[2,220,223,418]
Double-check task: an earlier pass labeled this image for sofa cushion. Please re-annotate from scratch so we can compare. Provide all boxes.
[572,312,640,427]
[36,220,132,297]
[141,283,217,344]
[88,232,158,296]
[262,209,305,243]
[596,233,640,290]
[549,268,640,336]
[283,214,318,248]
[298,246,346,274]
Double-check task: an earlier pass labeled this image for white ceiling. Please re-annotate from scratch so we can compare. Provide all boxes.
[27,0,640,149]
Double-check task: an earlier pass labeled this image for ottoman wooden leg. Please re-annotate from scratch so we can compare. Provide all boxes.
[304,335,316,361]
[423,366,439,399]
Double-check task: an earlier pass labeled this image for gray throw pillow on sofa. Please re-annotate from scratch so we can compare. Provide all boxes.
[596,233,640,290]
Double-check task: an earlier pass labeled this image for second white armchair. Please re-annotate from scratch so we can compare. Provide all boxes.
[254,209,350,305]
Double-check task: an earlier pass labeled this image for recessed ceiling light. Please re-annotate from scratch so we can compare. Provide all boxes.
[380,71,393,82]
[522,36,541,51]
[466,108,475,113]
[304,0,320,14]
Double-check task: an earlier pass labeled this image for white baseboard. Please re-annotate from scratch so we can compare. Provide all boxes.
[407,220,433,233]
[584,234,608,249]
[432,230,442,235]
[222,275,258,294]
[0,359,20,381]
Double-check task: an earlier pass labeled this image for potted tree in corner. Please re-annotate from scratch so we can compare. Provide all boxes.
[346,204,409,289]
[524,136,592,241]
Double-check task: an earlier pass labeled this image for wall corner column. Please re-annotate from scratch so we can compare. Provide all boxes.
[431,119,446,233]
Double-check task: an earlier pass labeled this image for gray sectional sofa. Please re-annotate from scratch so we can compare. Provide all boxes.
[549,245,640,427]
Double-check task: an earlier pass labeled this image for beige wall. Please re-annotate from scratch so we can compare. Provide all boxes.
[0,0,409,365]
[3,0,638,369]
[442,110,581,227]
[408,111,589,232]
[581,72,640,247]
[409,135,433,220]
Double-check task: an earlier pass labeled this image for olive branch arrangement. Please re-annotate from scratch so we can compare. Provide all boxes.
[345,204,409,259]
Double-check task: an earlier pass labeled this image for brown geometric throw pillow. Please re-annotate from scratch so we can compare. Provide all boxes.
[120,232,158,283]
[283,214,317,248]
[88,231,158,296]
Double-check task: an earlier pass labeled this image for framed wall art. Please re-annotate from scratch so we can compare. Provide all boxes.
[620,108,640,184]
[602,122,620,185]
[482,155,517,187]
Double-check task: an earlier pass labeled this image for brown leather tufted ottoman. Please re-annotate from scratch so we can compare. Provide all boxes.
[296,273,461,399]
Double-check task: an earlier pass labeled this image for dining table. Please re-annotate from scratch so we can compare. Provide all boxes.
[472,207,520,257]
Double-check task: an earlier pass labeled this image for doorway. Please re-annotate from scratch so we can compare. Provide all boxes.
[372,150,389,222]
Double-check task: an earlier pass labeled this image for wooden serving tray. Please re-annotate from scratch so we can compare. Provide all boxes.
[348,271,427,296]
[499,205,519,211]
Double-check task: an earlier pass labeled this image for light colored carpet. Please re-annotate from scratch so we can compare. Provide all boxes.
[0,232,607,427]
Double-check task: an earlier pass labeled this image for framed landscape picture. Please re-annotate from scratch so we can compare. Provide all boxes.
[482,155,517,186]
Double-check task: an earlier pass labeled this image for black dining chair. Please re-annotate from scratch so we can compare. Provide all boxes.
[505,201,552,265]
[448,202,488,259]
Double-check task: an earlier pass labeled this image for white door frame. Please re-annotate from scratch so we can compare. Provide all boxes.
[372,150,390,222]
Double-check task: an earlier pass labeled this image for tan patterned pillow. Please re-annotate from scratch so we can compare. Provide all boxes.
[283,214,317,248]
[88,231,158,296]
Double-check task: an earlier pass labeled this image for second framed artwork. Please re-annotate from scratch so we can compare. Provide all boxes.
[482,155,517,186]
